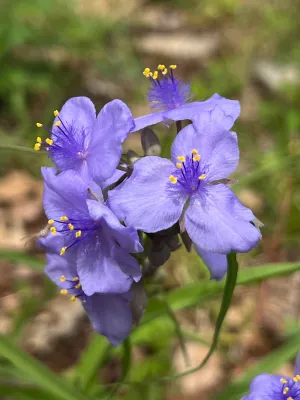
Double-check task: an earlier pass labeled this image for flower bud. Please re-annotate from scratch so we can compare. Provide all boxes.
[126,150,140,165]
[141,127,161,156]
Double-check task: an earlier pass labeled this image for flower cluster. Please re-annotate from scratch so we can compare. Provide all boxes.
[37,63,262,345]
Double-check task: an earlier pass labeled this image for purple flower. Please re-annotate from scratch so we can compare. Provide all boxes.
[241,354,300,400]
[42,167,142,296]
[34,97,135,183]
[133,65,240,132]
[40,235,132,346]
[108,123,261,280]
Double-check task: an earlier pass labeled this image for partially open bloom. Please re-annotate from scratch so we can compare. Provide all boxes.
[40,235,133,346]
[108,123,261,280]
[42,167,142,296]
[133,64,240,132]
[241,354,300,400]
[34,97,135,183]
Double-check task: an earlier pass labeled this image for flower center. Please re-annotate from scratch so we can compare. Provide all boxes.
[59,275,87,303]
[168,149,207,195]
[278,376,300,400]
[143,64,193,111]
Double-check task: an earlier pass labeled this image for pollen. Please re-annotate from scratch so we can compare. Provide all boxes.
[50,227,57,235]
[169,175,178,184]
[34,143,41,151]
[152,71,159,80]
[191,149,198,155]
[176,163,183,169]
[75,230,82,238]
[162,68,168,75]
[60,275,66,282]
[169,64,177,69]
[75,283,81,289]
[60,289,68,295]
[157,64,165,70]
[70,296,76,302]
[72,277,79,281]
[198,174,206,180]
[293,375,299,382]
[60,247,67,256]
[283,387,289,395]
[45,138,53,145]
[193,155,201,162]
[36,123,43,128]
[48,219,54,225]
[68,223,74,231]
[143,68,152,77]
[287,397,294,400]
[54,121,61,127]
[177,156,186,162]
[281,378,288,384]
[53,110,59,117]
[60,216,69,221]
[36,137,42,143]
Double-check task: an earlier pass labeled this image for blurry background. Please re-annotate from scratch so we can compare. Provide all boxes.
[0,0,300,399]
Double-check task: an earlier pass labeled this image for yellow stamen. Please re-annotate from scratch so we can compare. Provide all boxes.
[48,219,54,225]
[75,283,81,289]
[72,277,79,281]
[70,296,76,302]
[50,227,56,235]
[177,156,186,162]
[193,155,201,162]
[198,174,206,180]
[55,121,61,127]
[34,143,41,151]
[283,388,289,395]
[281,378,287,384]
[176,163,183,169]
[60,275,66,282]
[169,64,177,69]
[45,138,53,145]
[152,70,158,80]
[293,376,299,382]
[68,223,74,231]
[36,137,42,143]
[60,247,67,256]
[287,397,294,400]
[75,230,82,238]
[54,110,59,117]
[169,175,178,184]
[60,289,68,295]
[157,64,165,70]
[162,68,168,75]
[60,216,68,221]
[36,123,43,128]
[143,67,150,75]
[191,149,198,155]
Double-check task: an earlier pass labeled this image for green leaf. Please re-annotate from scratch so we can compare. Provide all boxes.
[216,334,300,400]
[0,381,53,400]
[0,251,44,271]
[0,335,88,400]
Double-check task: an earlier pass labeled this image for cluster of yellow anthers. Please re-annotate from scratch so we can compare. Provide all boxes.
[60,276,81,302]
[142,64,177,79]
[169,149,206,184]
[33,110,60,151]
[47,216,82,256]
[280,376,300,399]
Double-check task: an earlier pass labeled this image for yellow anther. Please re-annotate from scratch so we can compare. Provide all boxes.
[177,156,186,162]
[169,64,177,69]
[157,64,165,70]
[50,227,57,235]
[48,219,54,225]
[54,121,61,127]
[162,68,168,75]
[45,138,53,145]
[176,163,183,169]
[143,67,150,75]
[75,283,81,289]
[36,137,42,143]
[192,149,198,155]
[36,123,43,128]
[193,155,201,162]
[72,277,79,281]
[70,296,76,302]
[60,247,67,256]
[60,216,68,221]
[60,289,68,295]
[280,378,287,384]
[198,174,206,180]
[287,397,294,400]
[169,175,178,184]
[283,387,289,395]
[75,230,82,238]
[68,223,74,231]
[60,275,66,282]
[34,143,41,151]
[152,71,158,80]
[54,110,59,117]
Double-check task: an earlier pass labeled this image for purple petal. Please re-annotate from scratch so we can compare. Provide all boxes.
[194,245,228,281]
[87,100,135,183]
[86,200,143,253]
[171,124,239,181]
[185,187,261,253]
[76,237,138,296]
[249,374,283,396]
[295,352,300,375]
[98,169,125,190]
[83,293,132,346]
[44,253,77,288]
[42,168,89,220]
[108,156,187,232]
[133,111,167,132]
